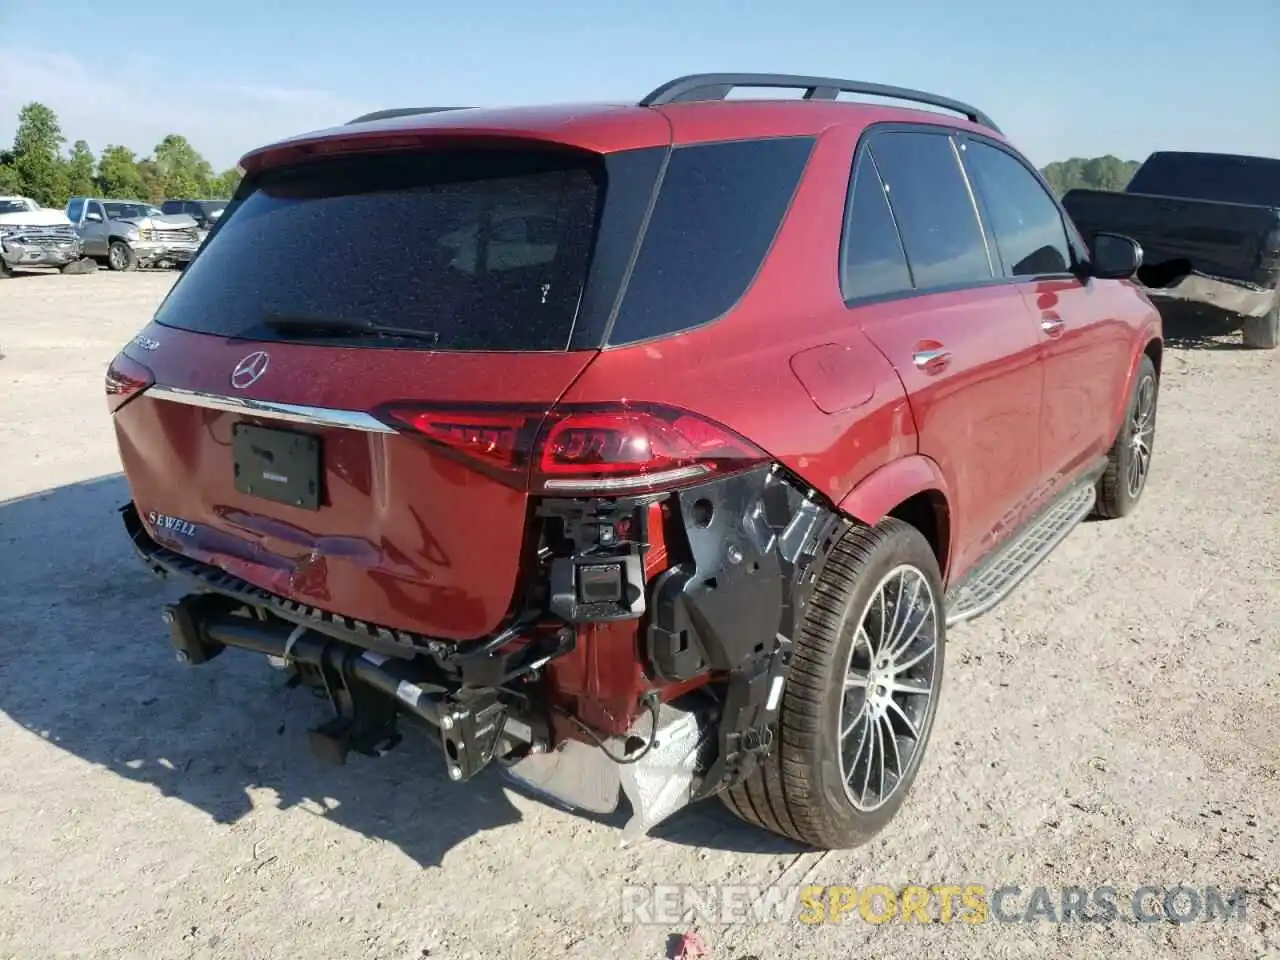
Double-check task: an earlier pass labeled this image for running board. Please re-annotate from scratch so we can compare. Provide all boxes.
[944,482,1097,628]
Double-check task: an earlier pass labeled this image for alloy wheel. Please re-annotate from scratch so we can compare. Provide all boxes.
[1127,374,1156,498]
[838,564,940,813]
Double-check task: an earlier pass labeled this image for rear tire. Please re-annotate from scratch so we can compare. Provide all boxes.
[721,517,946,850]
[1094,354,1158,519]
[1241,304,1279,350]
[107,240,136,272]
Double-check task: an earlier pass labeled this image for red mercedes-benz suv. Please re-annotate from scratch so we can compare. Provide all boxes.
[106,73,1162,850]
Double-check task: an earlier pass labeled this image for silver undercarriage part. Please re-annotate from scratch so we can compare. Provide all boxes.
[501,701,716,842]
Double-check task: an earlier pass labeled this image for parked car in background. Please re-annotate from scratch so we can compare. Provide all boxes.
[66,197,202,271]
[106,73,1162,851]
[0,195,88,277]
[160,199,228,243]
[1062,151,1280,349]
[160,198,227,230]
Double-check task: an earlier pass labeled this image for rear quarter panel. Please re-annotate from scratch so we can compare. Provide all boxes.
[561,122,918,506]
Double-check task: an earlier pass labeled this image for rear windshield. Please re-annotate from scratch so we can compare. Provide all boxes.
[1127,152,1280,208]
[154,147,603,351]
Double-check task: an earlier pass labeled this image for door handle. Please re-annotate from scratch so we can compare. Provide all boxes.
[912,347,951,374]
[1041,315,1065,337]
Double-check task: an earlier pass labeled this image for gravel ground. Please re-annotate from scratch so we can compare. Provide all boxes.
[1,270,1277,960]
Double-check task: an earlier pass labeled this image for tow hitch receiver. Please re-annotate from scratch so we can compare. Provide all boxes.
[161,594,540,779]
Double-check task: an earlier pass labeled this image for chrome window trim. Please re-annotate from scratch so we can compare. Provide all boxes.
[146,384,396,434]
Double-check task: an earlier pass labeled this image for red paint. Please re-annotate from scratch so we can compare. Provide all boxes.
[112,96,1161,742]
[788,344,878,413]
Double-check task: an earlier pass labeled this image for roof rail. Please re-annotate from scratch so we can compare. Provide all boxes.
[345,106,472,125]
[638,73,999,132]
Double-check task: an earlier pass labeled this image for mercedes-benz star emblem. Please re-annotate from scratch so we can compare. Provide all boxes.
[231,350,270,390]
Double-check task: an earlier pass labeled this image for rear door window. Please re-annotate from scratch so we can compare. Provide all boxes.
[153,148,604,351]
[840,150,914,301]
[607,136,814,345]
[962,140,1074,277]
[868,130,992,290]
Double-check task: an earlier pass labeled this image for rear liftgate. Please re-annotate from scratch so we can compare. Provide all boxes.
[131,442,844,842]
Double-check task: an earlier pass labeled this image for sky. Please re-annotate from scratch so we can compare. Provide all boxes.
[1,0,1276,172]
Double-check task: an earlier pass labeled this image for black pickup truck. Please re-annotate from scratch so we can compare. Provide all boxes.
[1062,151,1280,349]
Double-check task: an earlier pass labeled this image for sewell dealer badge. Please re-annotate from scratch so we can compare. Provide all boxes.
[231,350,270,389]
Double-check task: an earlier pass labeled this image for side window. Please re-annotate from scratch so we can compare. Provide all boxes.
[608,136,815,345]
[66,198,84,222]
[841,151,914,301]
[86,201,105,221]
[868,131,992,289]
[963,141,1073,277]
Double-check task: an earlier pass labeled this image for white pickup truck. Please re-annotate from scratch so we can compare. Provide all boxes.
[0,196,91,277]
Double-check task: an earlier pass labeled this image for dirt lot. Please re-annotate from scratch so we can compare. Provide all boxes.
[1,270,1277,960]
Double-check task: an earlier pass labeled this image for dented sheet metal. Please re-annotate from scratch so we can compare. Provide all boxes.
[1143,271,1278,318]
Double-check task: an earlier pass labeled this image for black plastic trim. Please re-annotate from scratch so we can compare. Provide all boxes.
[641,464,848,796]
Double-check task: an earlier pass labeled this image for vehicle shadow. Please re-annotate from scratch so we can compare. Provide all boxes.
[1157,304,1251,351]
[0,474,525,868]
[0,474,789,864]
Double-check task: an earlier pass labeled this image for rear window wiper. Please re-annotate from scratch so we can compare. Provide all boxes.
[263,312,441,346]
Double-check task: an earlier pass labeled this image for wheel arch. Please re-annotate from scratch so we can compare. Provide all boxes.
[1143,335,1162,378]
[835,454,952,582]
[1110,333,1162,438]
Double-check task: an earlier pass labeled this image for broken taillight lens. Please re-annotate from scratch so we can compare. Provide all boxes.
[379,402,767,494]
[105,353,155,414]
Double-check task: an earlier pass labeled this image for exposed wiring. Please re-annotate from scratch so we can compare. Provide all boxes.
[562,694,661,765]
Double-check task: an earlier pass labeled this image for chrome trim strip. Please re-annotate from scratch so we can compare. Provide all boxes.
[146,384,396,434]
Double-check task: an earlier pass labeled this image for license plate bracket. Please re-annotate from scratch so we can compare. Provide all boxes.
[232,423,322,510]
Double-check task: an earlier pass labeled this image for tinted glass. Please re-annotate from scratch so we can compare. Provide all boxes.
[841,153,913,300]
[66,199,84,221]
[608,136,814,345]
[1126,152,1280,207]
[154,148,603,351]
[104,202,161,219]
[869,132,991,289]
[161,200,182,213]
[964,141,1072,277]
[1,199,30,215]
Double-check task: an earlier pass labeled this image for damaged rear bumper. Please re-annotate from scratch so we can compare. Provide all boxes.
[1144,271,1278,318]
[122,501,551,779]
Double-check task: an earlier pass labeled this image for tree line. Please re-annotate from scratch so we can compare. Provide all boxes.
[1040,155,1142,196]
[0,102,243,209]
[1,99,1143,210]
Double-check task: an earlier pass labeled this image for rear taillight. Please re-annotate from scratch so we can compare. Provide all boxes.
[105,353,155,414]
[380,402,767,494]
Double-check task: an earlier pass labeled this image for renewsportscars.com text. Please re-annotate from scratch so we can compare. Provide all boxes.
[620,883,1249,926]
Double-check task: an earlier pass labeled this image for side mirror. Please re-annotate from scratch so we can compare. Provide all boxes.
[1089,232,1143,280]
[85,212,103,223]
